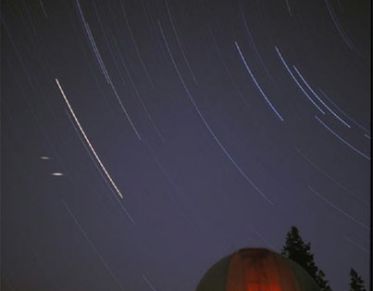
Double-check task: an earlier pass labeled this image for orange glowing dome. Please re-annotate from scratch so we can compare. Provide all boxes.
[196,248,320,291]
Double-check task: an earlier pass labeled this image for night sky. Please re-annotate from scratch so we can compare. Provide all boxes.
[1,0,371,290]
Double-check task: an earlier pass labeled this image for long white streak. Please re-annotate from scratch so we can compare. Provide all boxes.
[159,22,273,205]
[76,0,141,140]
[344,236,369,254]
[295,147,369,207]
[62,201,124,290]
[65,110,135,224]
[308,186,369,230]
[235,42,284,122]
[55,79,125,199]
[274,46,326,114]
[165,0,198,84]
[364,134,371,140]
[292,66,351,128]
[318,89,369,133]
[315,115,370,160]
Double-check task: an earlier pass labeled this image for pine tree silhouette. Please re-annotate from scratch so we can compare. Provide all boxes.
[281,226,332,291]
[349,268,366,291]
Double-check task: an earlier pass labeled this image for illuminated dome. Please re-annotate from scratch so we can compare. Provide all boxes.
[196,248,320,291]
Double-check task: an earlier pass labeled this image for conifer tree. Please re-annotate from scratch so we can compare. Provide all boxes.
[349,268,366,291]
[281,226,332,291]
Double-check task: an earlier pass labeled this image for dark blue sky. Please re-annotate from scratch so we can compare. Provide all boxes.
[2,0,370,290]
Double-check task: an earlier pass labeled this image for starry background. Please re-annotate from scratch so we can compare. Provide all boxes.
[1,0,370,290]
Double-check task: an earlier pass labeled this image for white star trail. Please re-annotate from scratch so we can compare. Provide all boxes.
[1,20,36,91]
[308,186,369,231]
[239,7,275,82]
[75,0,110,83]
[62,201,124,290]
[235,42,284,122]
[323,0,358,54]
[119,1,155,88]
[93,3,164,142]
[92,2,128,87]
[208,25,251,111]
[318,89,370,134]
[344,236,369,254]
[292,66,351,128]
[274,46,326,114]
[315,91,351,128]
[75,0,141,140]
[315,115,370,160]
[55,78,125,199]
[159,22,274,205]
[295,147,369,208]
[165,0,198,84]
[109,35,166,142]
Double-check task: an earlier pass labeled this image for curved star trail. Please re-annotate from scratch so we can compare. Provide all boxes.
[323,0,359,54]
[318,89,370,134]
[308,186,369,231]
[159,21,274,205]
[62,201,124,290]
[274,46,326,114]
[75,0,142,140]
[235,41,284,121]
[292,67,352,129]
[164,0,198,85]
[315,115,370,160]
[2,1,370,291]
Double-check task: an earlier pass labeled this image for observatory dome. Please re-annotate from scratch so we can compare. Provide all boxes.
[196,248,320,291]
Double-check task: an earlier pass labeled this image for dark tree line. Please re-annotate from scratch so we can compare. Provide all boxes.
[281,226,367,291]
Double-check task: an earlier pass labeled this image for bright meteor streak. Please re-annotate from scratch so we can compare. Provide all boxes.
[55,78,124,199]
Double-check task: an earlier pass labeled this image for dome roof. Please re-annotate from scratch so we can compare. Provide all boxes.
[196,248,320,291]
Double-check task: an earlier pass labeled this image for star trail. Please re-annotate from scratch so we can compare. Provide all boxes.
[2,0,370,291]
